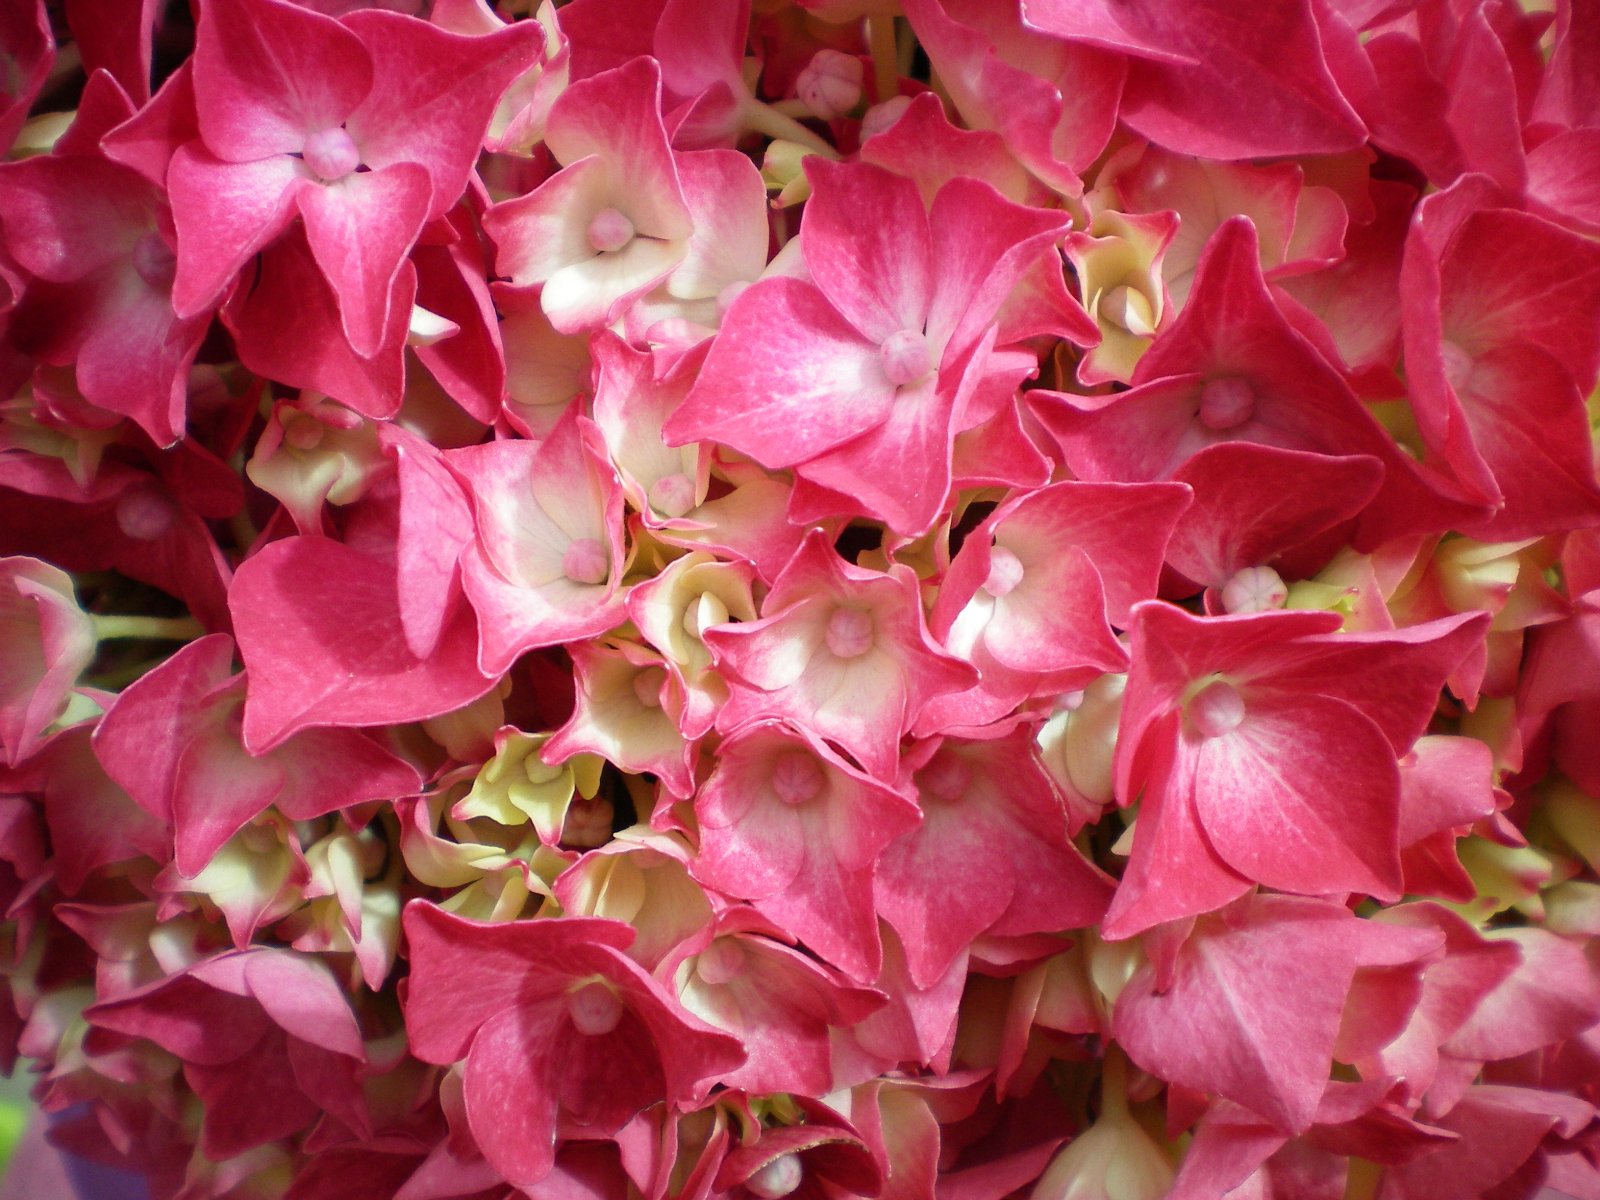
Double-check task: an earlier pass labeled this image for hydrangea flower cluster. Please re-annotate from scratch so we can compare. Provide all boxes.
[2,0,1600,1197]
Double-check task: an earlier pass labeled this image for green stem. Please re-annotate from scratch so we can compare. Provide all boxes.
[741,99,840,158]
[868,15,900,104]
[92,614,205,642]
[1099,1042,1131,1120]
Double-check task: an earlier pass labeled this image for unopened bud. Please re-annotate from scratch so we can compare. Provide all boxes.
[796,50,864,120]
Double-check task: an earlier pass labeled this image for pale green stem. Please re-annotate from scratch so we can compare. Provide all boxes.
[1099,1042,1131,1120]
[741,99,840,158]
[92,614,205,642]
[868,16,900,103]
[768,98,814,119]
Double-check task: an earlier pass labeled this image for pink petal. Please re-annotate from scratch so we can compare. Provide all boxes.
[663,277,894,467]
[1113,895,1365,1133]
[1190,691,1403,899]
[231,535,495,752]
[192,0,371,162]
[802,159,932,345]
[298,162,433,359]
[168,145,305,317]
[342,11,541,217]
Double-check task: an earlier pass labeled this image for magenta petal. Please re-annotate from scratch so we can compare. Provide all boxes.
[662,277,893,467]
[802,159,933,345]
[401,902,631,1066]
[168,145,305,317]
[231,535,495,752]
[188,1030,320,1160]
[224,227,411,420]
[342,11,540,217]
[388,427,475,661]
[1191,692,1403,900]
[923,175,1072,360]
[1023,0,1365,158]
[191,0,371,161]
[462,1005,567,1186]
[1167,445,1384,589]
[169,708,286,875]
[1101,713,1252,940]
[92,633,237,823]
[1113,895,1364,1133]
[73,271,208,449]
[298,163,432,359]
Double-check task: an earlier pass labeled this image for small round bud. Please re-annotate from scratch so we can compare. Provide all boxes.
[648,472,697,518]
[561,538,609,585]
[746,1155,803,1200]
[796,49,864,120]
[771,750,825,806]
[131,233,177,290]
[586,207,636,253]
[302,126,360,182]
[695,938,747,986]
[824,606,875,658]
[1220,565,1288,614]
[1197,376,1256,431]
[880,329,934,386]
[567,981,624,1036]
[1186,678,1246,739]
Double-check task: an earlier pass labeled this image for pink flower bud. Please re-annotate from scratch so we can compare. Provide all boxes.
[567,980,625,1035]
[796,49,864,120]
[586,206,636,253]
[824,606,876,658]
[648,472,697,518]
[746,1155,804,1200]
[771,750,825,805]
[1221,565,1288,613]
[631,665,667,709]
[879,328,933,386]
[1197,376,1256,430]
[562,538,610,585]
[130,232,177,290]
[694,937,747,986]
[1185,677,1246,738]
[114,486,176,540]
[302,126,360,182]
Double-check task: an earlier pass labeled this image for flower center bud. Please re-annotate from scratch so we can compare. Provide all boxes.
[824,606,874,659]
[562,538,609,585]
[567,981,624,1036]
[880,329,933,386]
[771,750,824,806]
[282,411,325,452]
[560,794,614,849]
[695,937,747,986]
[920,753,971,803]
[631,665,666,709]
[1220,565,1288,614]
[648,472,696,518]
[983,546,1025,598]
[683,591,730,640]
[745,1155,803,1200]
[1197,377,1256,431]
[131,232,177,290]
[587,207,636,254]
[796,48,864,120]
[115,487,175,541]
[1099,284,1156,336]
[302,126,360,182]
[1186,678,1246,739]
